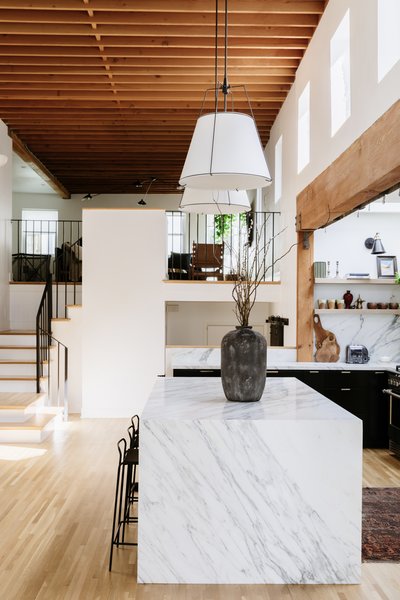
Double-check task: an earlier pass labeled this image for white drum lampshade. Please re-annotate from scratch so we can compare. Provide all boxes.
[0,154,8,167]
[180,188,250,214]
[179,112,272,190]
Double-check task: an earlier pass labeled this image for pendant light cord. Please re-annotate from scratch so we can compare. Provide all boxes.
[222,0,228,111]
[214,0,219,114]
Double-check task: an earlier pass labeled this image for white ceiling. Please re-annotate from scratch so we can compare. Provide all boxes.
[12,152,54,195]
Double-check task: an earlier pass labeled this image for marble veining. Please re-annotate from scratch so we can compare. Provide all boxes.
[318,313,400,362]
[138,377,362,584]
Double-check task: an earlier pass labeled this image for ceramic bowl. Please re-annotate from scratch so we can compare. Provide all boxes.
[389,302,399,310]
[367,302,377,309]
[377,303,388,309]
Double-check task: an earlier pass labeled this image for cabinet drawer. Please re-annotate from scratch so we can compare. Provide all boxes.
[173,368,221,377]
[324,370,367,388]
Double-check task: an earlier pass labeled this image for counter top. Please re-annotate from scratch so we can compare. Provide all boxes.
[142,376,358,422]
[173,361,399,372]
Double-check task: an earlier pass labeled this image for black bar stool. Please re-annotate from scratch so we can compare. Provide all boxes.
[109,437,139,571]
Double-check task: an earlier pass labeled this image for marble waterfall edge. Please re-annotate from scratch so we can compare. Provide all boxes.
[138,377,362,584]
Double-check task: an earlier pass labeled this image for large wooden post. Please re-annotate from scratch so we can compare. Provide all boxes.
[296,231,314,361]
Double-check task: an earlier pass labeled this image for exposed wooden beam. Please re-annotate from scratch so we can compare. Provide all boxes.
[0,9,320,26]
[296,231,314,362]
[296,100,400,231]
[0,1,326,14]
[11,131,70,199]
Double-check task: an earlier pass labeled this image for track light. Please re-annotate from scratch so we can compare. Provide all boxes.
[137,177,156,207]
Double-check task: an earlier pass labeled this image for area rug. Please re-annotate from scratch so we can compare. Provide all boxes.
[362,487,400,561]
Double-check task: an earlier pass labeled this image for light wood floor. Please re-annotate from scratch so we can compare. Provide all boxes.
[1,418,400,600]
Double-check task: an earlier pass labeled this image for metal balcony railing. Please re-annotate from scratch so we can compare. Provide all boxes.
[166,211,281,282]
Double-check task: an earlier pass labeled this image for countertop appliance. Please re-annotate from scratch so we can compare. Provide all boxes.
[345,344,369,364]
[383,371,400,458]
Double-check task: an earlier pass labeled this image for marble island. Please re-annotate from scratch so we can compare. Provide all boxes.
[138,377,362,584]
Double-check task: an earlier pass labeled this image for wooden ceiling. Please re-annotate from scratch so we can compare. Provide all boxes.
[0,0,327,197]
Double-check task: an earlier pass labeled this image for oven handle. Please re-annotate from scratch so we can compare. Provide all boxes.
[383,388,400,400]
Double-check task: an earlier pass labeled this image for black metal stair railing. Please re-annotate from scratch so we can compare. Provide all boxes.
[36,273,69,416]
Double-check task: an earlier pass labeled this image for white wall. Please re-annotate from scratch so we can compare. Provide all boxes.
[81,209,166,418]
[52,306,82,414]
[314,208,400,277]
[264,0,400,347]
[0,122,12,329]
[12,191,182,221]
[166,301,274,346]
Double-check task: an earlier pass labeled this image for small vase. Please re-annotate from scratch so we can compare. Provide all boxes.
[343,290,353,309]
[221,326,267,402]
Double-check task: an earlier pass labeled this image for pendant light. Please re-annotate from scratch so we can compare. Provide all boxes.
[179,0,271,191]
[179,188,250,214]
[371,233,386,255]
[137,177,156,206]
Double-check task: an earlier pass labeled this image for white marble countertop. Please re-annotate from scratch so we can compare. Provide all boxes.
[174,361,399,372]
[266,361,399,372]
[142,376,358,422]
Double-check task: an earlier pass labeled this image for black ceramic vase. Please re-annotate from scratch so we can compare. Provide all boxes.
[221,326,267,402]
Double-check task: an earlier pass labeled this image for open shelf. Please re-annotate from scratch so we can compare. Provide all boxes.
[315,308,400,315]
[315,278,396,285]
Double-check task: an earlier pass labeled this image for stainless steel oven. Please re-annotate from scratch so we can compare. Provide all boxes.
[383,371,400,458]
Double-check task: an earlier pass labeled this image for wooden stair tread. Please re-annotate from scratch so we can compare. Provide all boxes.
[0,346,36,350]
[0,413,55,430]
[0,330,35,335]
[0,392,46,410]
[0,375,46,381]
[0,360,36,364]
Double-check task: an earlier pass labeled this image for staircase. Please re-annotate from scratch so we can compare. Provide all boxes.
[0,331,62,442]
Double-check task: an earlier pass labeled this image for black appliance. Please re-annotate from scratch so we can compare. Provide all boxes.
[383,371,400,458]
[345,345,369,364]
[266,316,289,347]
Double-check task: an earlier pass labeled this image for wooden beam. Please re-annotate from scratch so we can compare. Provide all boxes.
[296,231,314,362]
[11,131,70,199]
[0,1,326,14]
[296,100,400,231]
[0,9,320,26]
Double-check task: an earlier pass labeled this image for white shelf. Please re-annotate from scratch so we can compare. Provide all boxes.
[315,309,400,315]
[315,278,396,285]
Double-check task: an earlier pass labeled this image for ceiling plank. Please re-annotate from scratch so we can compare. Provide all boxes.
[0,1,326,14]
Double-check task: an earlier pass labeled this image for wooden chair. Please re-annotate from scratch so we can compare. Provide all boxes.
[189,242,224,280]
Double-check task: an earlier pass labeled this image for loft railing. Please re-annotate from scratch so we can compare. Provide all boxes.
[11,219,82,318]
[166,211,281,282]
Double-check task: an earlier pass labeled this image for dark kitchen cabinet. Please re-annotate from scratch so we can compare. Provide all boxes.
[173,368,221,377]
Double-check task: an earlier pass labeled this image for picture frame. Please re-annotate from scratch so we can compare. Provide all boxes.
[376,255,398,278]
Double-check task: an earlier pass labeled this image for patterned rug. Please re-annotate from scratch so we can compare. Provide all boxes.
[363,487,400,561]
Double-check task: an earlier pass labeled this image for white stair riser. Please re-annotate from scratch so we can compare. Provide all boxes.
[0,363,41,376]
[0,410,35,422]
[0,396,46,422]
[0,412,61,443]
[0,380,37,393]
[0,335,36,345]
[0,348,36,360]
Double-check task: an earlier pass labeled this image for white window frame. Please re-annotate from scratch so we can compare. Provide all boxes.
[330,9,351,136]
[297,82,310,174]
[377,0,400,82]
[274,135,283,203]
[21,209,58,255]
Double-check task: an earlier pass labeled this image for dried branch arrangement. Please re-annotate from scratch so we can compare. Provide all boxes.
[229,214,297,327]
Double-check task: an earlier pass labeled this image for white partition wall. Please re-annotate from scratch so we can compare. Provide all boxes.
[0,122,12,330]
[81,209,166,417]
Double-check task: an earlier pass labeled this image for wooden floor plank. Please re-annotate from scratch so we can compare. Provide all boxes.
[0,418,399,599]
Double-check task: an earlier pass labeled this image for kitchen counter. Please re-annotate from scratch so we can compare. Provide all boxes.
[138,376,362,584]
